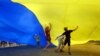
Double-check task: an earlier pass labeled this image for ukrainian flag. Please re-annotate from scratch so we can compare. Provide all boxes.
[0,0,46,46]
[0,0,100,46]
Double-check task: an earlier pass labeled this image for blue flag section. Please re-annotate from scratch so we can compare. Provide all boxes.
[0,0,47,46]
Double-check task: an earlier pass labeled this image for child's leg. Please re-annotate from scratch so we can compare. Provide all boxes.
[60,40,67,52]
[68,46,71,55]
[68,46,70,52]
[44,41,50,50]
[37,41,40,48]
[55,40,62,52]
[68,40,71,55]
[57,40,61,51]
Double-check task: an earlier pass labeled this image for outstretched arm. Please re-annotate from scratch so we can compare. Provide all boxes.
[73,26,78,31]
[55,37,59,40]
[55,35,62,40]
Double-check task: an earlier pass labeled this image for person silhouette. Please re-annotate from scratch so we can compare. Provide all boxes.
[34,34,40,48]
[60,26,78,55]
[55,35,64,52]
[43,23,52,50]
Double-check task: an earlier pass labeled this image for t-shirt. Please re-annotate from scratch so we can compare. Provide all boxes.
[45,29,50,38]
[62,30,73,39]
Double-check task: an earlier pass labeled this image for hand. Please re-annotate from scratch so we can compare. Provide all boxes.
[55,37,58,40]
[49,23,51,26]
[49,23,52,29]
[73,26,78,31]
[76,26,78,29]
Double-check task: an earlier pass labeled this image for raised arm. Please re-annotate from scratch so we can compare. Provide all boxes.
[49,23,52,30]
[73,26,78,31]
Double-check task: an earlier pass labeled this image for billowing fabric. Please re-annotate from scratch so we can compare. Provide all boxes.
[0,0,47,46]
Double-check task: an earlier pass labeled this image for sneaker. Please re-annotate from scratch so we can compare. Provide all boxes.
[60,49,64,52]
[68,52,71,55]
[55,50,58,53]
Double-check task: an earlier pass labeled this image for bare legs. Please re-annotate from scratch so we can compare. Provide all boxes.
[43,41,51,50]
[68,46,71,55]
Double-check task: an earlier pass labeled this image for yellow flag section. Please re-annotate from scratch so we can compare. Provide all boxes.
[13,0,100,45]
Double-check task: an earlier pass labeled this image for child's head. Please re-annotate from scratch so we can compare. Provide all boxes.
[35,34,38,37]
[45,26,50,30]
[64,27,68,31]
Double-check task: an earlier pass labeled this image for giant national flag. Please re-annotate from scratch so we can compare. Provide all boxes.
[0,0,47,46]
[0,0,100,46]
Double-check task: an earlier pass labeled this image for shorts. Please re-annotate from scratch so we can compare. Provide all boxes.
[64,39,70,46]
